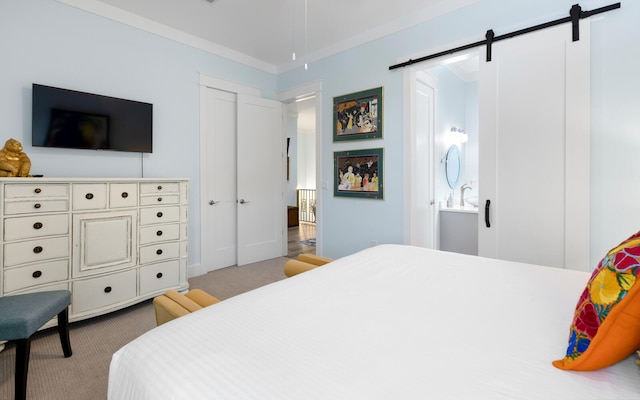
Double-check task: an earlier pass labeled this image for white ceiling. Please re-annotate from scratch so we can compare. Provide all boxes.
[91,0,478,72]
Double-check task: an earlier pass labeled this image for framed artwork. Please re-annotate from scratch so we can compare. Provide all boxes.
[334,148,383,199]
[333,87,383,142]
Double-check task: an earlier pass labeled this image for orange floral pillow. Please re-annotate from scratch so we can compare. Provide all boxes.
[553,231,640,371]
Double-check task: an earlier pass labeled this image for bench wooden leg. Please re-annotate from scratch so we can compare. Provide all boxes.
[57,308,72,357]
[15,338,31,400]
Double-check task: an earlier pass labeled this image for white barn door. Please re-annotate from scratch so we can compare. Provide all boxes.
[478,20,590,270]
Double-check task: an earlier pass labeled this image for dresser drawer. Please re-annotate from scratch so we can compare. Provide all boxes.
[139,241,180,264]
[4,259,68,293]
[73,184,107,210]
[140,182,180,195]
[4,214,69,241]
[4,183,69,199]
[110,183,138,208]
[139,206,180,225]
[11,282,69,296]
[139,260,180,296]
[139,194,180,206]
[72,269,137,314]
[139,223,180,245]
[4,236,69,267]
[5,199,69,215]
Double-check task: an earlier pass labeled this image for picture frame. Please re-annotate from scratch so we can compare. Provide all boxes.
[334,148,383,199]
[333,87,383,142]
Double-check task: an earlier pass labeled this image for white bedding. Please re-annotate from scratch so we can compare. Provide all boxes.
[108,245,640,399]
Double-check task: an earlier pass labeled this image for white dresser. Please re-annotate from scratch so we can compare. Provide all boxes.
[0,178,189,322]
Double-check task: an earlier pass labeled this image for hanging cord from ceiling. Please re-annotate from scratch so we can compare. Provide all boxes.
[304,0,308,70]
[291,0,309,69]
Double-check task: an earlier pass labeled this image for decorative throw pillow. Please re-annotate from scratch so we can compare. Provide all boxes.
[553,231,640,371]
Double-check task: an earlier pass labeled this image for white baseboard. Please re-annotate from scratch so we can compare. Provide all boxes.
[187,263,208,279]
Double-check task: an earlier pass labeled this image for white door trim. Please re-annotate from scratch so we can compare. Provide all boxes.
[403,67,437,248]
[199,73,261,96]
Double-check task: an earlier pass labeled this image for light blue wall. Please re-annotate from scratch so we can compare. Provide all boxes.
[279,0,640,264]
[589,0,640,266]
[4,0,637,268]
[286,48,406,258]
[0,0,277,268]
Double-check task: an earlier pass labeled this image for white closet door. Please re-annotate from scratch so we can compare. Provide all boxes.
[203,88,238,271]
[237,94,284,266]
[478,20,590,270]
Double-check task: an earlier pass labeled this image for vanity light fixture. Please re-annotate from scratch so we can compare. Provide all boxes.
[450,127,468,143]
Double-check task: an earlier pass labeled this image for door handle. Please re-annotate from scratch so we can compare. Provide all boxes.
[484,199,491,228]
[239,199,250,204]
[209,200,220,205]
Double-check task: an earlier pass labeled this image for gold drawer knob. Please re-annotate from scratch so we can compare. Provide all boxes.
[34,188,41,194]
[121,192,128,198]
[33,222,43,230]
[32,270,42,278]
[157,197,163,202]
[34,203,41,209]
[33,246,43,254]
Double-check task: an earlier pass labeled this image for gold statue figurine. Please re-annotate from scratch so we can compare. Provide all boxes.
[0,138,31,177]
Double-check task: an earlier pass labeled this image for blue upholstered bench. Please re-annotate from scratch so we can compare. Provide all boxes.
[0,290,72,400]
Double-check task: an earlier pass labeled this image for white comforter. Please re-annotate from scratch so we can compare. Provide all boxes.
[108,245,640,399]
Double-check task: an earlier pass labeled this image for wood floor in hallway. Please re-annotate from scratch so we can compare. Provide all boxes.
[287,222,316,258]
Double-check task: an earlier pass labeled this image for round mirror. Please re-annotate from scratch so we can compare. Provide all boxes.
[445,145,461,189]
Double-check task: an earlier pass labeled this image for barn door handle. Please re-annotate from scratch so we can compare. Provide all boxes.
[484,199,491,228]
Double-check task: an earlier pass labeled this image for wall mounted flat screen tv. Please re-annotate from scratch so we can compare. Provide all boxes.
[32,84,153,153]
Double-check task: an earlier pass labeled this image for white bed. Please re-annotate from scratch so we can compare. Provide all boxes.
[108,245,640,399]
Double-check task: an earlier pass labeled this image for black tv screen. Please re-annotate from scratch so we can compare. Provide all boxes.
[32,84,153,153]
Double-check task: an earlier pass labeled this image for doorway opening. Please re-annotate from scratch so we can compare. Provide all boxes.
[285,95,317,258]
[406,51,479,251]
[278,83,322,259]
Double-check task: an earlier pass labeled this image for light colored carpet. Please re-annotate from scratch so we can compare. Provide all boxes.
[0,257,288,400]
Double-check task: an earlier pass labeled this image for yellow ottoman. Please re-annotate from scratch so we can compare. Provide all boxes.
[153,289,220,326]
[284,254,333,277]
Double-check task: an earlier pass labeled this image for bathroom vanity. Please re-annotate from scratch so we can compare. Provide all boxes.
[439,207,478,255]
